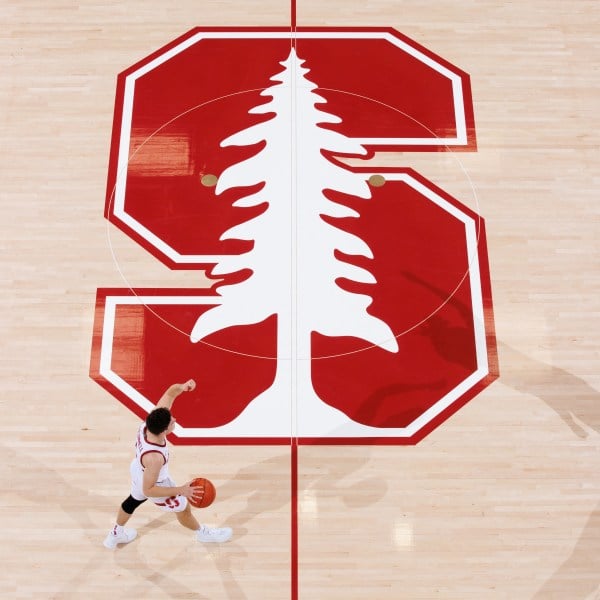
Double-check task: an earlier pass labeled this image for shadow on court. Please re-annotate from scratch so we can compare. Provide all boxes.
[1,439,200,599]
[403,270,600,598]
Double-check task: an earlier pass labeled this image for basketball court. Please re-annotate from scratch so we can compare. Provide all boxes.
[1,1,599,598]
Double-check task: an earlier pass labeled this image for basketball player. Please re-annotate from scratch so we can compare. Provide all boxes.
[103,379,232,548]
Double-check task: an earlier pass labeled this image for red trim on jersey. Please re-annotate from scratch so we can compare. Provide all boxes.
[140,450,167,469]
[143,426,167,447]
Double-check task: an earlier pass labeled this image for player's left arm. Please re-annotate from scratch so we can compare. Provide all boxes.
[156,379,196,410]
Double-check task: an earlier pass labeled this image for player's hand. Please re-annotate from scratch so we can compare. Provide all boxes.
[181,379,196,393]
[181,480,204,499]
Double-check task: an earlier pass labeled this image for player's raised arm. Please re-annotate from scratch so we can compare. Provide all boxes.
[156,379,196,410]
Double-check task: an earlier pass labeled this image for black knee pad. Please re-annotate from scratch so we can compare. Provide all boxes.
[121,495,147,515]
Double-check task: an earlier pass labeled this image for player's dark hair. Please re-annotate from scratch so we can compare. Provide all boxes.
[146,407,172,435]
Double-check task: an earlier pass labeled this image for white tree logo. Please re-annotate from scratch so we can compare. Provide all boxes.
[191,49,399,435]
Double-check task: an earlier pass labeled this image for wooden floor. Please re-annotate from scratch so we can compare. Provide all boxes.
[1,1,599,598]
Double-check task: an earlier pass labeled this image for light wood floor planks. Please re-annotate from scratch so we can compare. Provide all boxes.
[1,1,599,598]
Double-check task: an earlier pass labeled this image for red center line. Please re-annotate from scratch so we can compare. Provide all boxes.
[291,0,298,596]
[291,438,299,600]
[291,2,298,598]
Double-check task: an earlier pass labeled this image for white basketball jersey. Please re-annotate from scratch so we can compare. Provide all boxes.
[133,423,171,483]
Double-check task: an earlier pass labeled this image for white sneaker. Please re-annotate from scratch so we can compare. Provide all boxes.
[196,525,232,543]
[103,526,137,549]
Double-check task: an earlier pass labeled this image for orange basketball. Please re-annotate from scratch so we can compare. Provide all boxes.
[189,477,216,508]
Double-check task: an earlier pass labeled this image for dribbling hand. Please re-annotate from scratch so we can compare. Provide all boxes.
[181,480,204,500]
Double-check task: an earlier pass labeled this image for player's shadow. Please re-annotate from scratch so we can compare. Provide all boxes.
[1,440,193,599]
[402,271,600,598]
[2,440,113,530]
[113,534,218,600]
[160,447,385,600]
[107,487,247,600]
[532,496,600,599]
[299,443,389,511]
[497,342,600,438]
[353,379,447,427]
[112,442,385,600]
[6,434,378,600]
[217,446,387,534]
[401,270,600,437]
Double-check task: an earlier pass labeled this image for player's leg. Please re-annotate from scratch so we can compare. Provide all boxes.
[153,485,232,543]
[175,501,200,530]
[103,463,147,549]
[174,501,232,543]
[103,495,146,549]
[116,505,132,527]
